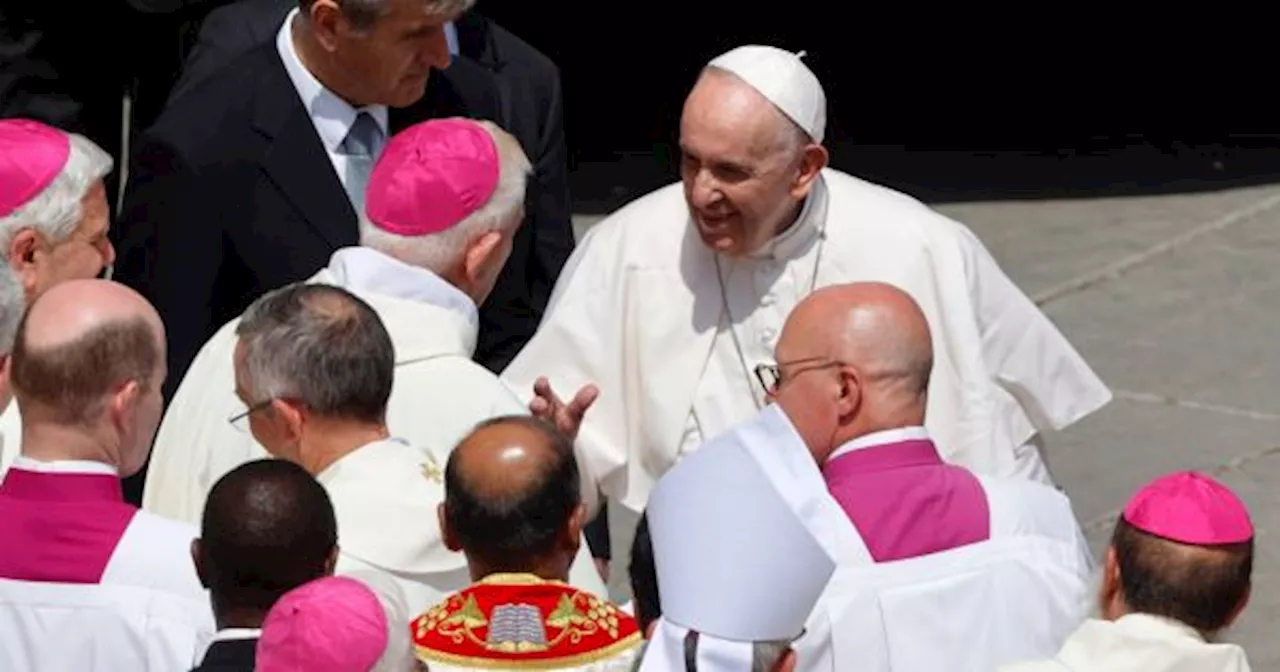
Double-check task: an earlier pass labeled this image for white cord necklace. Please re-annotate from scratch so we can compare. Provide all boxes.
[713,225,827,410]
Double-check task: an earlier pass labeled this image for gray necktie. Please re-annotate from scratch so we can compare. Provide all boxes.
[340,111,383,217]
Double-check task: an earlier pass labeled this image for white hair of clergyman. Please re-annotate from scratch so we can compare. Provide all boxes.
[358,120,531,276]
[0,132,112,354]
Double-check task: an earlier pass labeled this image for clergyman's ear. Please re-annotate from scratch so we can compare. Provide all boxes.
[191,538,210,589]
[463,231,502,286]
[8,228,41,299]
[440,502,463,552]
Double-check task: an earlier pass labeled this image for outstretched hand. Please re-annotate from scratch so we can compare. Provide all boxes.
[529,376,599,440]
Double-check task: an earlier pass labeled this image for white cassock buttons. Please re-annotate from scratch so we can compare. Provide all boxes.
[761,293,776,306]
[760,327,777,345]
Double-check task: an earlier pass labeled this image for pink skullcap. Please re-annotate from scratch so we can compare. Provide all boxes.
[1122,471,1254,545]
[365,117,500,236]
[256,576,389,672]
[0,119,70,217]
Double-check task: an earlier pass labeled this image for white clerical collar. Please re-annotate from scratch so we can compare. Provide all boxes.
[315,437,409,485]
[1114,613,1209,644]
[827,425,930,463]
[749,174,827,262]
[326,246,480,334]
[212,628,262,643]
[11,455,118,477]
[276,8,389,155]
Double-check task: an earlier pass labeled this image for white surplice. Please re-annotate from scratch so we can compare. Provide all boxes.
[140,247,605,598]
[317,437,465,615]
[500,169,1112,599]
[0,578,214,671]
[1000,614,1253,672]
[699,405,1094,672]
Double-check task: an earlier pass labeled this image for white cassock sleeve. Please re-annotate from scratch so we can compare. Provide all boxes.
[501,222,632,518]
[953,223,1113,446]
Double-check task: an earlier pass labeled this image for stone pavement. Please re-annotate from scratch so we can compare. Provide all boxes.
[574,181,1280,668]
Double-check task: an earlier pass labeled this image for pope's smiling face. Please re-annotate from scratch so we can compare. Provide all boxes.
[679,69,823,257]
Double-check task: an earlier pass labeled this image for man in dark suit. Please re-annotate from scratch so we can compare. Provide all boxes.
[164,0,576,373]
[112,0,500,503]
[191,458,338,672]
[0,0,228,214]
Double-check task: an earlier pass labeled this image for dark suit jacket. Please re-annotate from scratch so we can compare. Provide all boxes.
[190,637,256,671]
[452,12,576,373]
[165,0,576,372]
[112,29,499,503]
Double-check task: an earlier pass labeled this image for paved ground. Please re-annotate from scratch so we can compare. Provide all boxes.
[573,180,1280,668]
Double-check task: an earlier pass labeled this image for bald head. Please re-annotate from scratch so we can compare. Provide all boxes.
[443,416,581,572]
[786,282,933,399]
[10,279,164,425]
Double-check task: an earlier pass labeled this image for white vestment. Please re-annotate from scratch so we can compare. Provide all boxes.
[796,475,1094,672]
[0,579,214,671]
[0,459,213,671]
[500,170,1111,598]
[694,405,1093,672]
[1000,614,1253,672]
[139,247,604,598]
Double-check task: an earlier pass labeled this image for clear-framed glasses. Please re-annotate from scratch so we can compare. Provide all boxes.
[228,399,272,433]
[754,356,845,395]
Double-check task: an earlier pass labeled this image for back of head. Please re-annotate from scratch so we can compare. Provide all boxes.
[772,282,933,456]
[199,459,338,616]
[0,120,113,253]
[1109,471,1255,634]
[10,279,162,428]
[359,118,531,280]
[444,415,580,571]
[235,282,394,424]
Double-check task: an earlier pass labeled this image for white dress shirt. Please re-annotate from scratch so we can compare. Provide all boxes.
[275,8,389,195]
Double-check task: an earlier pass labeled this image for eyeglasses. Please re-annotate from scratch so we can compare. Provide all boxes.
[228,399,273,432]
[754,356,845,395]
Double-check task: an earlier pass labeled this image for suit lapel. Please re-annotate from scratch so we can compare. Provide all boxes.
[250,47,357,249]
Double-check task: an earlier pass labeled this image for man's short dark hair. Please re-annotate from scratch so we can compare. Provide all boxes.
[236,283,393,424]
[9,315,159,425]
[629,512,661,632]
[298,0,475,30]
[200,459,338,614]
[1113,517,1253,633]
[444,416,580,569]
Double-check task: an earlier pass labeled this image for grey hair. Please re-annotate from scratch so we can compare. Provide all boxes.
[0,131,111,355]
[302,0,477,30]
[235,283,394,424]
[751,640,792,672]
[0,131,113,253]
[358,120,531,275]
[0,267,23,356]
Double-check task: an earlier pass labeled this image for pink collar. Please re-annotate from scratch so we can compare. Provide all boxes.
[0,465,124,503]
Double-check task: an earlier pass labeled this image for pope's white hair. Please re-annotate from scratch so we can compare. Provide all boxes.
[358,120,531,275]
[0,131,112,355]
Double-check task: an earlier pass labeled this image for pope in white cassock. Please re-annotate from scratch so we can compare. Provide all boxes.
[138,118,604,606]
[501,44,1112,598]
